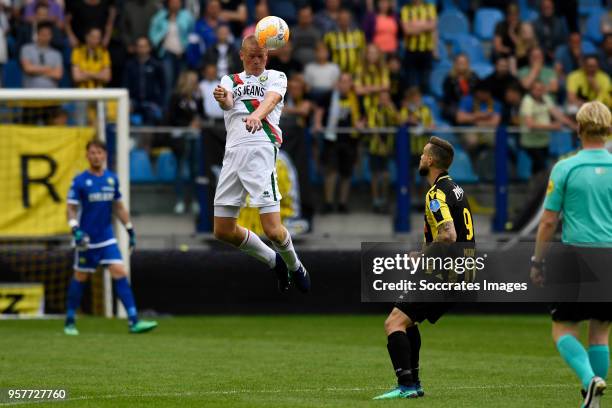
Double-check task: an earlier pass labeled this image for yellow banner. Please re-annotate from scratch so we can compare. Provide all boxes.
[0,283,45,316]
[0,125,94,236]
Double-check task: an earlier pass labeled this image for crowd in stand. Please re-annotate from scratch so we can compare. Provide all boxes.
[1,0,611,214]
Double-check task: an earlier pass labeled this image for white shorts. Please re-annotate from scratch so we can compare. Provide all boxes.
[214,143,282,218]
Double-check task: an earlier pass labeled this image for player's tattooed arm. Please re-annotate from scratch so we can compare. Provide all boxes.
[435,221,457,243]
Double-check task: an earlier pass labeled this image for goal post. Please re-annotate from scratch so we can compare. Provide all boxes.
[0,89,130,318]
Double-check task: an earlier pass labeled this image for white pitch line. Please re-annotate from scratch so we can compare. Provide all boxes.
[0,383,575,406]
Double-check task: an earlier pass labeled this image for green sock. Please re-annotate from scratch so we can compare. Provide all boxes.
[588,345,609,380]
[556,334,595,389]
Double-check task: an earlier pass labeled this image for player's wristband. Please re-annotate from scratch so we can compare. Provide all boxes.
[530,256,545,269]
[68,219,79,229]
[125,222,133,231]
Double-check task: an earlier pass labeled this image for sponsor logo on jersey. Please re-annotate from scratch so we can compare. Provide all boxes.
[86,179,92,186]
[453,185,464,200]
[232,84,266,99]
[429,199,441,212]
[88,192,115,202]
[107,177,115,186]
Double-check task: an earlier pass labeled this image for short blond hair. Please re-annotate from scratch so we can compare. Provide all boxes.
[241,35,262,51]
[576,101,612,140]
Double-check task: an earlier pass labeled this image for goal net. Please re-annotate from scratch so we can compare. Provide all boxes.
[0,89,130,318]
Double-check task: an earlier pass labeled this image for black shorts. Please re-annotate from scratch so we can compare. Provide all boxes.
[550,303,612,322]
[322,139,358,178]
[393,302,454,324]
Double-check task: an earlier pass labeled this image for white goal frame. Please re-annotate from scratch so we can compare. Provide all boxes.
[0,89,130,318]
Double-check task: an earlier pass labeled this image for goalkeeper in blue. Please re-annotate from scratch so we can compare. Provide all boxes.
[64,140,158,335]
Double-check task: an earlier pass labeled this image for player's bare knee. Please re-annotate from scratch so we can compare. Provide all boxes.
[263,224,284,244]
[213,224,235,243]
[109,264,127,279]
[74,271,89,282]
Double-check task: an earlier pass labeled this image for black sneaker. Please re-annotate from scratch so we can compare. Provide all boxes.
[272,253,291,293]
[292,264,311,293]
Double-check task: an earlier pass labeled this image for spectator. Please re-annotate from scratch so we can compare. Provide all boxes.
[0,3,6,84]
[493,3,520,60]
[554,0,578,33]
[20,21,63,123]
[567,55,612,108]
[149,0,194,99]
[363,0,398,55]
[442,54,479,124]
[23,0,64,29]
[267,42,303,78]
[291,5,322,66]
[534,0,568,63]
[599,33,612,77]
[518,47,559,96]
[554,32,582,81]
[283,73,313,129]
[519,80,576,175]
[16,3,65,52]
[199,63,224,121]
[218,0,247,39]
[65,0,116,47]
[241,1,267,38]
[501,83,523,126]
[303,41,340,114]
[20,21,63,89]
[315,72,363,214]
[71,27,110,89]
[186,0,225,68]
[354,43,389,119]
[368,90,397,213]
[120,0,160,53]
[484,56,519,103]
[123,36,165,125]
[201,24,240,80]
[388,54,403,106]
[514,22,539,70]
[166,70,203,215]
[398,86,434,166]
[400,0,437,92]
[323,9,365,75]
[314,0,341,34]
[456,80,501,158]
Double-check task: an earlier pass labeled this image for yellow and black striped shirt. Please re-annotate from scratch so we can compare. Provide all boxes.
[355,64,390,112]
[400,2,437,52]
[368,105,397,156]
[323,29,366,75]
[399,104,433,154]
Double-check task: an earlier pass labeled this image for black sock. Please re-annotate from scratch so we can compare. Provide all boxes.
[406,326,421,383]
[387,331,414,387]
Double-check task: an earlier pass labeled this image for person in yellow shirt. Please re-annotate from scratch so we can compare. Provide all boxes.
[567,55,611,109]
[400,0,437,92]
[323,9,366,75]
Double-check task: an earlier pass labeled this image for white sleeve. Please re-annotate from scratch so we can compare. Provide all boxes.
[220,75,233,93]
[268,71,287,98]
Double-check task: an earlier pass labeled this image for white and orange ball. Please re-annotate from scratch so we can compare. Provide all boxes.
[255,16,290,50]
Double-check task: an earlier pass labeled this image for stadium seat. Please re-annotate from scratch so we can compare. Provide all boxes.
[549,130,574,157]
[578,0,603,16]
[438,10,470,42]
[155,150,178,182]
[3,59,22,88]
[584,11,605,43]
[520,8,539,22]
[436,39,449,64]
[516,150,532,180]
[471,62,494,79]
[429,62,452,99]
[130,149,156,183]
[269,1,297,26]
[449,148,478,182]
[474,8,505,40]
[450,34,487,63]
[581,40,598,55]
[422,94,442,122]
[440,0,458,10]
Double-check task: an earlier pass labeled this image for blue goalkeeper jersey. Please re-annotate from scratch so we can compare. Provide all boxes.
[67,169,122,248]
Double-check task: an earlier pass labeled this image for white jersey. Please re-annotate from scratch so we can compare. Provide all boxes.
[219,69,287,149]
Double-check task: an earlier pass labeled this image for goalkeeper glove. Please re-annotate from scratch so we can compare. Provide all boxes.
[127,225,136,252]
[72,227,89,251]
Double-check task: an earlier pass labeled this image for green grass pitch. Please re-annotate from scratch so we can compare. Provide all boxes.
[0,315,588,407]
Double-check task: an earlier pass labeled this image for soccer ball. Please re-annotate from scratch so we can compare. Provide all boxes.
[255,16,290,50]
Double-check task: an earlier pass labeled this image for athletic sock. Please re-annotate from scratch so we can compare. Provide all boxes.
[407,326,421,383]
[239,228,276,268]
[556,334,596,389]
[65,278,86,326]
[113,277,138,326]
[272,230,301,272]
[588,345,609,380]
[387,331,414,387]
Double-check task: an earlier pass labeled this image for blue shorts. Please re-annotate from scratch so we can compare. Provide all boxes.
[73,243,123,273]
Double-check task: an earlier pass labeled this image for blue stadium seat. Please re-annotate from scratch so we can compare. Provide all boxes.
[474,8,505,40]
[429,62,452,99]
[450,34,486,63]
[520,8,539,22]
[581,40,598,55]
[578,0,603,16]
[516,150,532,180]
[3,59,22,88]
[155,150,178,182]
[440,0,458,10]
[449,148,478,182]
[130,149,156,183]
[438,10,469,42]
[471,62,494,79]
[436,39,449,64]
[269,1,297,26]
[549,130,574,157]
[584,11,605,43]
[422,94,441,122]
